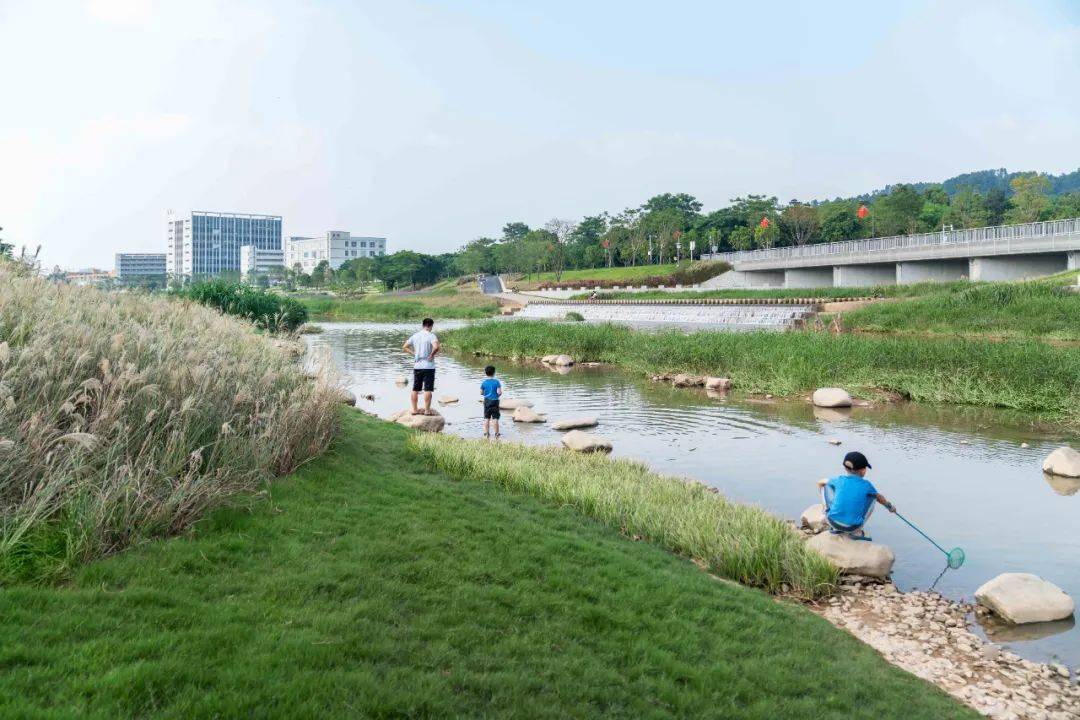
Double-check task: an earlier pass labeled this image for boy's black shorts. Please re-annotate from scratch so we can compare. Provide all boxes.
[412,369,435,392]
[483,399,501,419]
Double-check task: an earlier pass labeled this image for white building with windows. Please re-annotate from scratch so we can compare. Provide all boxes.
[285,231,386,274]
[167,210,282,279]
[115,253,167,283]
[240,245,285,281]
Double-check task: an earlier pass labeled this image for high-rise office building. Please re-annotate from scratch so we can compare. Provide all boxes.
[285,231,386,274]
[167,211,282,279]
[115,253,167,283]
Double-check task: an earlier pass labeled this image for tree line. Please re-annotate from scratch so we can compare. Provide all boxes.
[290,167,1080,288]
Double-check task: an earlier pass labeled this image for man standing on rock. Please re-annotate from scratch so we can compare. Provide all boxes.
[403,318,440,416]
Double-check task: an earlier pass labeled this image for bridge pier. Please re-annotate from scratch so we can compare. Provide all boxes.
[784,267,834,289]
[1068,251,1080,271]
[895,259,970,283]
[740,270,785,288]
[833,264,897,288]
[968,254,1068,282]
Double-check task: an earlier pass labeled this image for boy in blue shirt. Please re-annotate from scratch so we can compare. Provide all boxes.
[816,451,896,539]
[480,365,502,439]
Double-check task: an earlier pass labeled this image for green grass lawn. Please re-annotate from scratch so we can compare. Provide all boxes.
[298,284,500,322]
[521,263,681,285]
[0,413,973,719]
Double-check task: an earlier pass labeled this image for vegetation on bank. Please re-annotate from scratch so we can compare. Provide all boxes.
[176,279,309,332]
[0,266,338,583]
[411,433,837,598]
[441,320,1080,422]
[578,280,966,301]
[841,273,1080,341]
[298,282,501,322]
[0,413,974,718]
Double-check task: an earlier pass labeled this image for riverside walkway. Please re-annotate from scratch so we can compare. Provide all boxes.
[703,217,1080,288]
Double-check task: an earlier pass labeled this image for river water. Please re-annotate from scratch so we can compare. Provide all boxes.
[308,321,1080,667]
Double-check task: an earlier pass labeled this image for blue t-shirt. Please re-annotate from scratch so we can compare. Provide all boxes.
[480,378,501,402]
[825,474,878,528]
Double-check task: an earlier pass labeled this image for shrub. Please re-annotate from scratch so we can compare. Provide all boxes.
[0,266,339,582]
[564,311,585,322]
[176,280,308,332]
[537,261,731,289]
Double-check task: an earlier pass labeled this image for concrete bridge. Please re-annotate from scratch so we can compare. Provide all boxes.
[703,218,1080,288]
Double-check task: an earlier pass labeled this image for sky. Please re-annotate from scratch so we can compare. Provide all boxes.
[1,0,1078,270]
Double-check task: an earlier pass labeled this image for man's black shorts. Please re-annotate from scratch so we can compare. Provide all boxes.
[483,399,501,419]
[412,369,435,392]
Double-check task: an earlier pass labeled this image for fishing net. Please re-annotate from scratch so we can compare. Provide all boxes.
[947,547,966,569]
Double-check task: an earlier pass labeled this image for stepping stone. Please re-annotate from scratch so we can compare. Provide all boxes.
[551,417,599,431]
[561,430,613,454]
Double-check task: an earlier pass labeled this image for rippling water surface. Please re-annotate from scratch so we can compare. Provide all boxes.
[308,321,1080,666]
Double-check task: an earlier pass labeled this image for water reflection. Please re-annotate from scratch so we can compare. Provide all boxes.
[309,321,1080,666]
[977,614,1076,643]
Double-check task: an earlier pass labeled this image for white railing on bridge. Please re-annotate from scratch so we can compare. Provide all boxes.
[707,217,1080,265]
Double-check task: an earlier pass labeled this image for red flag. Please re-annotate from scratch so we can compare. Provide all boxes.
[758,216,770,229]
[857,205,869,220]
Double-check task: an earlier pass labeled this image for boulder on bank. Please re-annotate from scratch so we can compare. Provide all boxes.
[806,532,895,579]
[540,354,559,364]
[671,374,705,388]
[512,406,546,423]
[974,573,1075,625]
[438,395,459,404]
[1042,446,1080,478]
[800,504,828,533]
[551,416,599,431]
[389,409,445,433]
[561,430,613,454]
[337,389,356,406]
[705,377,732,391]
[813,387,853,408]
[553,354,574,367]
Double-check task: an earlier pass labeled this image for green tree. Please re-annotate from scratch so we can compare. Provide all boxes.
[819,203,860,242]
[0,226,11,259]
[944,187,989,229]
[873,185,923,235]
[728,226,754,250]
[501,222,530,242]
[1006,173,1051,223]
[753,221,778,249]
[310,260,331,287]
[779,204,819,246]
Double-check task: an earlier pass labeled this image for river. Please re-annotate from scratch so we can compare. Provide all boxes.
[307,321,1080,667]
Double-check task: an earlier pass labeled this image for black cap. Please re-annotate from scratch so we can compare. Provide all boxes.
[843,451,871,471]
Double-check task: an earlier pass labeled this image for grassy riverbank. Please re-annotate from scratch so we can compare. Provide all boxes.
[412,433,837,598]
[298,283,501,322]
[580,281,959,301]
[0,412,974,718]
[0,265,338,583]
[841,273,1080,341]
[441,320,1080,422]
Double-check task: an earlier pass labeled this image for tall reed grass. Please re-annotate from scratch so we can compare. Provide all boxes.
[410,433,838,599]
[442,320,1080,422]
[0,265,339,582]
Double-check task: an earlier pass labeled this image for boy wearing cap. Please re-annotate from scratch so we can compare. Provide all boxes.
[816,451,896,539]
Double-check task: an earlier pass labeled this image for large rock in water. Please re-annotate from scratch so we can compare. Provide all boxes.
[389,409,445,433]
[812,387,853,408]
[553,354,574,367]
[806,532,895,579]
[497,398,533,410]
[540,354,559,364]
[551,416,599,431]
[705,377,732,391]
[438,395,459,404]
[512,406,546,423]
[974,573,1075,624]
[799,504,828,533]
[561,430,613,454]
[1042,446,1080,478]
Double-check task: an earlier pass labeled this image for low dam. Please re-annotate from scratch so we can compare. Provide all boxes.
[513,298,818,329]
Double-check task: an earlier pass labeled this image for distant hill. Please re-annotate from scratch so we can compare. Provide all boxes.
[872,167,1080,199]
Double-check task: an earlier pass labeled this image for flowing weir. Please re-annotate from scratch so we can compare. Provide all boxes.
[513,298,819,329]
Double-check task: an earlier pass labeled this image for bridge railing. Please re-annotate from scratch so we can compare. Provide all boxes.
[707,217,1080,265]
